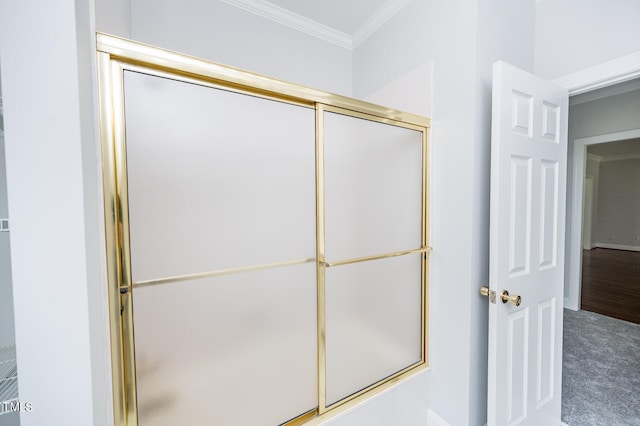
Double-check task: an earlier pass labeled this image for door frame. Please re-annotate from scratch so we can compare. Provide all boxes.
[550,50,640,311]
[549,50,640,311]
[565,128,640,310]
[582,176,593,250]
[552,51,640,96]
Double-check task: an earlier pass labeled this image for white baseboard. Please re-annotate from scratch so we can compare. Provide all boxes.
[593,243,640,252]
[563,297,579,311]
[427,410,450,426]
[427,409,566,426]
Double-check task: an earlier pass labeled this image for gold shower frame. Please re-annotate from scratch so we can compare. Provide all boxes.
[97,33,431,426]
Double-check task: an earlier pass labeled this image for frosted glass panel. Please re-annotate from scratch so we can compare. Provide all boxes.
[123,71,316,282]
[133,263,317,426]
[324,111,423,261]
[325,254,422,406]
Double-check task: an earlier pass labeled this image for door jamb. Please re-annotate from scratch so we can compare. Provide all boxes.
[550,51,640,311]
[566,129,640,310]
[582,176,593,251]
[553,51,640,96]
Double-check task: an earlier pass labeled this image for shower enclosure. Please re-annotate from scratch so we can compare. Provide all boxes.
[98,33,430,426]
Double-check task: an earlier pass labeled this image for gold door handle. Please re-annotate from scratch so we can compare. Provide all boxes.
[500,290,521,307]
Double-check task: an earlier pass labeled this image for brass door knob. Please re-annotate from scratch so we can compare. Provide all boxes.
[500,290,521,307]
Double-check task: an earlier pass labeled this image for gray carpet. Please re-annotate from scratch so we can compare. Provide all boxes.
[562,309,640,426]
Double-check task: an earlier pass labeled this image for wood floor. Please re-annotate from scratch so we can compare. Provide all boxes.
[581,248,640,324]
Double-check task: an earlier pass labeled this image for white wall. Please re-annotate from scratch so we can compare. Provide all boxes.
[535,0,640,79]
[0,0,112,425]
[95,0,131,38]
[130,0,352,96]
[569,89,640,140]
[595,158,640,249]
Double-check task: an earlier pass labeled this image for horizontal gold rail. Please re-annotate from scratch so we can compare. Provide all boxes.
[302,362,428,425]
[96,33,430,128]
[131,258,316,289]
[285,408,318,426]
[322,247,431,268]
[326,360,424,410]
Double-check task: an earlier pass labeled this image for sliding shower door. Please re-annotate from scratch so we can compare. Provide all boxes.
[98,33,429,426]
[123,71,317,426]
[320,108,425,407]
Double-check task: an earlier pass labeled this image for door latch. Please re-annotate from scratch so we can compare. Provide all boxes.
[480,286,496,304]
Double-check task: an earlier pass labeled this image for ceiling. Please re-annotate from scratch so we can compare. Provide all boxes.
[588,138,640,157]
[266,0,389,34]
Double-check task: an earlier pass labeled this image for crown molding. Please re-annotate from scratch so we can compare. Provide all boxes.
[220,0,352,49]
[599,151,640,162]
[553,51,640,96]
[221,0,411,51]
[353,0,411,48]
[587,149,640,163]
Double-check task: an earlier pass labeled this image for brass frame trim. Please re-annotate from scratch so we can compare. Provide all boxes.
[112,58,139,426]
[298,365,429,426]
[97,51,127,426]
[97,32,430,426]
[97,33,429,128]
[321,103,427,132]
[315,104,328,414]
[422,126,430,367]
[326,361,424,409]
[314,103,430,417]
[323,247,429,268]
[118,61,315,110]
[286,409,318,426]
[131,258,316,289]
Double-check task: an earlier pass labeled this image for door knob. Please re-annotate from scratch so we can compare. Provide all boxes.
[500,290,521,307]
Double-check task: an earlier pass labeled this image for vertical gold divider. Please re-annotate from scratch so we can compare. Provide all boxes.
[315,105,327,414]
[111,61,139,426]
[98,52,127,426]
[422,128,430,368]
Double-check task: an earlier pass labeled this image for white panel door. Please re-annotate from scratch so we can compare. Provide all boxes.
[487,62,568,426]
